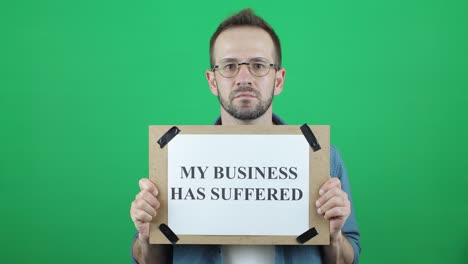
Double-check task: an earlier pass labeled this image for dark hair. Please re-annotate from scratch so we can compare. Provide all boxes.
[209,8,282,68]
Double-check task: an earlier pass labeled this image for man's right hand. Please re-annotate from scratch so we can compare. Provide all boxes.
[130,178,160,242]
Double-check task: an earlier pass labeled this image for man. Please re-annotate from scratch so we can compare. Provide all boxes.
[130,8,360,264]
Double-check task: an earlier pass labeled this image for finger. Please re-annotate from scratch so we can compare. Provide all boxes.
[133,199,157,217]
[323,206,350,220]
[139,178,159,197]
[319,178,341,195]
[317,195,349,215]
[136,190,160,209]
[316,187,347,208]
[130,207,154,223]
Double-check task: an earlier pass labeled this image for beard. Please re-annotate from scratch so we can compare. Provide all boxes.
[217,85,274,120]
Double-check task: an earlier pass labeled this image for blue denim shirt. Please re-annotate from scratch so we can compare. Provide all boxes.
[132,115,361,263]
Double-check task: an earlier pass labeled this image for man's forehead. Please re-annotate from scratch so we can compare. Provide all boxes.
[213,26,275,62]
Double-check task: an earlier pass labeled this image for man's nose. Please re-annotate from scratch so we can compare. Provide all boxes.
[236,64,253,86]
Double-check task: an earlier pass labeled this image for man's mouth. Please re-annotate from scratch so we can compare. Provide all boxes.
[234,92,257,99]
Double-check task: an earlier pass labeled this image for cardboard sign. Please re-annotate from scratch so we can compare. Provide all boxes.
[149,125,330,245]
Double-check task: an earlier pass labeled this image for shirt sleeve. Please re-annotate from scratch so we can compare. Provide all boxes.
[330,145,361,264]
[131,232,139,264]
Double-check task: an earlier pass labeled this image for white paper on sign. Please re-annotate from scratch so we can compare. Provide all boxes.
[168,134,309,236]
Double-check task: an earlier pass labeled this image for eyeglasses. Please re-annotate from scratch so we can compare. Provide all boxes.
[212,58,278,78]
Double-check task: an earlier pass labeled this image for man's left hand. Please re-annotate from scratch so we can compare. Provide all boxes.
[315,178,351,240]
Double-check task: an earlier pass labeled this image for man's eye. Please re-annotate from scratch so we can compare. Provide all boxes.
[253,63,266,69]
[223,64,236,71]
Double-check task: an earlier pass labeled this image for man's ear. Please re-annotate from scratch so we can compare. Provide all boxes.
[206,70,219,96]
[274,68,286,96]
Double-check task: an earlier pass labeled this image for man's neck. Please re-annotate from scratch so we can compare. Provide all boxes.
[220,108,274,125]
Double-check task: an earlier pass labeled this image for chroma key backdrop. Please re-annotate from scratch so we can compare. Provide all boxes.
[1,0,467,263]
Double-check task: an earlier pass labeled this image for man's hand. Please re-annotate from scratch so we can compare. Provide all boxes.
[130,178,160,242]
[315,178,351,240]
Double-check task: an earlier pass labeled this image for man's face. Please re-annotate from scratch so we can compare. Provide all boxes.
[207,26,285,121]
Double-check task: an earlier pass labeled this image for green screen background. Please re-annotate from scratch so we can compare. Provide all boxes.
[1,0,467,263]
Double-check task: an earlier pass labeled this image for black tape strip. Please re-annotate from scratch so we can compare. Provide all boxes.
[159,223,179,244]
[296,227,318,244]
[157,126,181,148]
[300,124,321,152]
